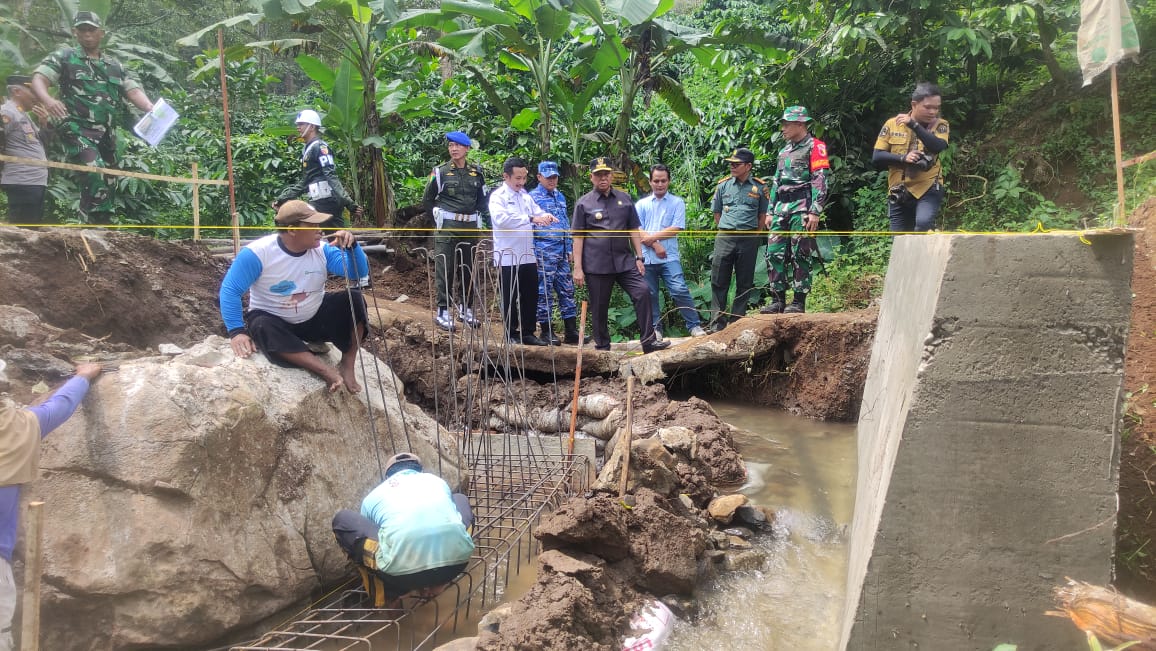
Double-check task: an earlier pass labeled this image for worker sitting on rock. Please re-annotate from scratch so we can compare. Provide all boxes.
[331,453,475,607]
[219,200,369,393]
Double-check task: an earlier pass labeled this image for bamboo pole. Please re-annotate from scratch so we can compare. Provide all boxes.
[566,301,589,455]
[218,29,240,254]
[1111,65,1127,227]
[191,162,200,241]
[0,155,227,185]
[19,501,44,651]
[618,376,634,500]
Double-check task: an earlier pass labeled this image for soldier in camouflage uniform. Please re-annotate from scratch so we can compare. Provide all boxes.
[761,106,830,315]
[31,11,155,224]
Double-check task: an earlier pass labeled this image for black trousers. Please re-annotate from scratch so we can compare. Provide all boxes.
[246,290,367,365]
[2,184,46,224]
[499,262,539,338]
[331,494,474,598]
[586,268,656,349]
[709,231,762,327]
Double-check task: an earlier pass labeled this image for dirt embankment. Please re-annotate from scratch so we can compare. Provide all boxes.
[1119,197,1156,603]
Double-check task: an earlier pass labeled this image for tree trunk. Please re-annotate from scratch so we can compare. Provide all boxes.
[363,75,395,227]
[1036,9,1065,85]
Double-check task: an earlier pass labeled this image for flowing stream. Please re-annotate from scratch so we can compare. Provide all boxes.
[665,402,857,651]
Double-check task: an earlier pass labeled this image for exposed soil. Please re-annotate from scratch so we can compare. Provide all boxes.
[1118,196,1156,602]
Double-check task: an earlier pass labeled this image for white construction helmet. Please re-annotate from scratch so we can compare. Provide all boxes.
[295,109,322,127]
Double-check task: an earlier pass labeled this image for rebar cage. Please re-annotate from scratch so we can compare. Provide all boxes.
[231,437,591,651]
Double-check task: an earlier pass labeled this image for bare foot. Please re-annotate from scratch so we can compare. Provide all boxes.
[417,584,448,599]
[319,368,346,393]
[340,366,362,394]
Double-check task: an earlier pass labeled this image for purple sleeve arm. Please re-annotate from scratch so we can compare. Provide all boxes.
[27,376,91,438]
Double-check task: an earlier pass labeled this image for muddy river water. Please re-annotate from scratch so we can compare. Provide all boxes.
[665,402,857,651]
[360,403,857,651]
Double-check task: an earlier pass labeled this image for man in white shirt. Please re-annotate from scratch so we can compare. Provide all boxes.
[488,157,556,346]
[638,164,707,340]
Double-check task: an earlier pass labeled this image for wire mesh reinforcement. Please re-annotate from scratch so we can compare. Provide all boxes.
[231,443,591,651]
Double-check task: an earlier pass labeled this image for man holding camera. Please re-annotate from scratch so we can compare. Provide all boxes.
[873,82,950,232]
[761,106,829,315]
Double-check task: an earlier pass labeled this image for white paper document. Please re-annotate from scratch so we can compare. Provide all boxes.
[133,98,179,147]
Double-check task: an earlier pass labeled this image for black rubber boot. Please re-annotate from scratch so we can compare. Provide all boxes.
[539,321,562,346]
[784,293,806,313]
[760,292,785,314]
[563,317,580,345]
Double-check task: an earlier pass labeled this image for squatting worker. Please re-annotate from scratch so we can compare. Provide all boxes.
[528,161,579,345]
[0,362,103,650]
[873,82,950,232]
[571,157,670,354]
[489,156,555,346]
[709,148,769,332]
[272,109,363,233]
[331,453,475,607]
[1,75,52,225]
[219,200,370,394]
[31,11,155,224]
[422,131,487,332]
[762,106,830,315]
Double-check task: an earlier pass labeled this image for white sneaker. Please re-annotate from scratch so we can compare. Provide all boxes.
[689,326,708,337]
[457,306,481,328]
[435,309,456,331]
[653,327,665,343]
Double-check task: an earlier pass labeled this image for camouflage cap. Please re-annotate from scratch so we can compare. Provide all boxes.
[73,11,103,28]
[780,105,812,122]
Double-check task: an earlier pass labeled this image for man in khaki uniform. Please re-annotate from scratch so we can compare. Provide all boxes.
[873,82,950,232]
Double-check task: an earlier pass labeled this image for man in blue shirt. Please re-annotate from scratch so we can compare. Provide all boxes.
[528,161,580,345]
[0,362,102,648]
[331,453,475,607]
[638,164,707,340]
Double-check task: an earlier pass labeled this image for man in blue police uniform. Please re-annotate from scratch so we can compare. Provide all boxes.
[528,161,579,345]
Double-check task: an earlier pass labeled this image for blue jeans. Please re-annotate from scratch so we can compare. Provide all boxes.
[888,183,944,232]
[645,261,702,330]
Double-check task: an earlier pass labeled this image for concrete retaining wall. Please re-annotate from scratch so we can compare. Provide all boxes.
[840,233,1133,650]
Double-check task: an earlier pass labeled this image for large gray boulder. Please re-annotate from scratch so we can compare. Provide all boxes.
[27,336,465,650]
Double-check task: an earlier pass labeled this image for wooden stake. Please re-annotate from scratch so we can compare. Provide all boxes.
[1111,65,1126,227]
[191,161,200,242]
[218,28,239,254]
[20,501,44,651]
[619,376,634,499]
[566,301,589,455]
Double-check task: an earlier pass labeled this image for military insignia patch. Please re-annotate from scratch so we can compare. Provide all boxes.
[1,115,9,125]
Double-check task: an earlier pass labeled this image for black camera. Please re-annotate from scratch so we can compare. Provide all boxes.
[909,151,935,172]
[888,184,913,205]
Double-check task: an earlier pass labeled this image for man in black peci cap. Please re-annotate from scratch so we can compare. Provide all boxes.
[708,147,769,332]
[1,75,52,224]
[571,157,670,353]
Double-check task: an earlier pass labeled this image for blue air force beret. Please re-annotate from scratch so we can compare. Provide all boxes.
[446,131,472,147]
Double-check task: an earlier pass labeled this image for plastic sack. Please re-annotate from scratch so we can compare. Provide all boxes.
[622,599,675,651]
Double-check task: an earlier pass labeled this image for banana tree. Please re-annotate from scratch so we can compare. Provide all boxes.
[396,0,588,156]
[179,0,437,226]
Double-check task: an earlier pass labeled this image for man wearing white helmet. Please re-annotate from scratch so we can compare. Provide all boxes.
[272,109,362,230]
[331,453,475,607]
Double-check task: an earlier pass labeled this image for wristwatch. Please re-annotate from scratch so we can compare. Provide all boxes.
[635,256,644,261]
